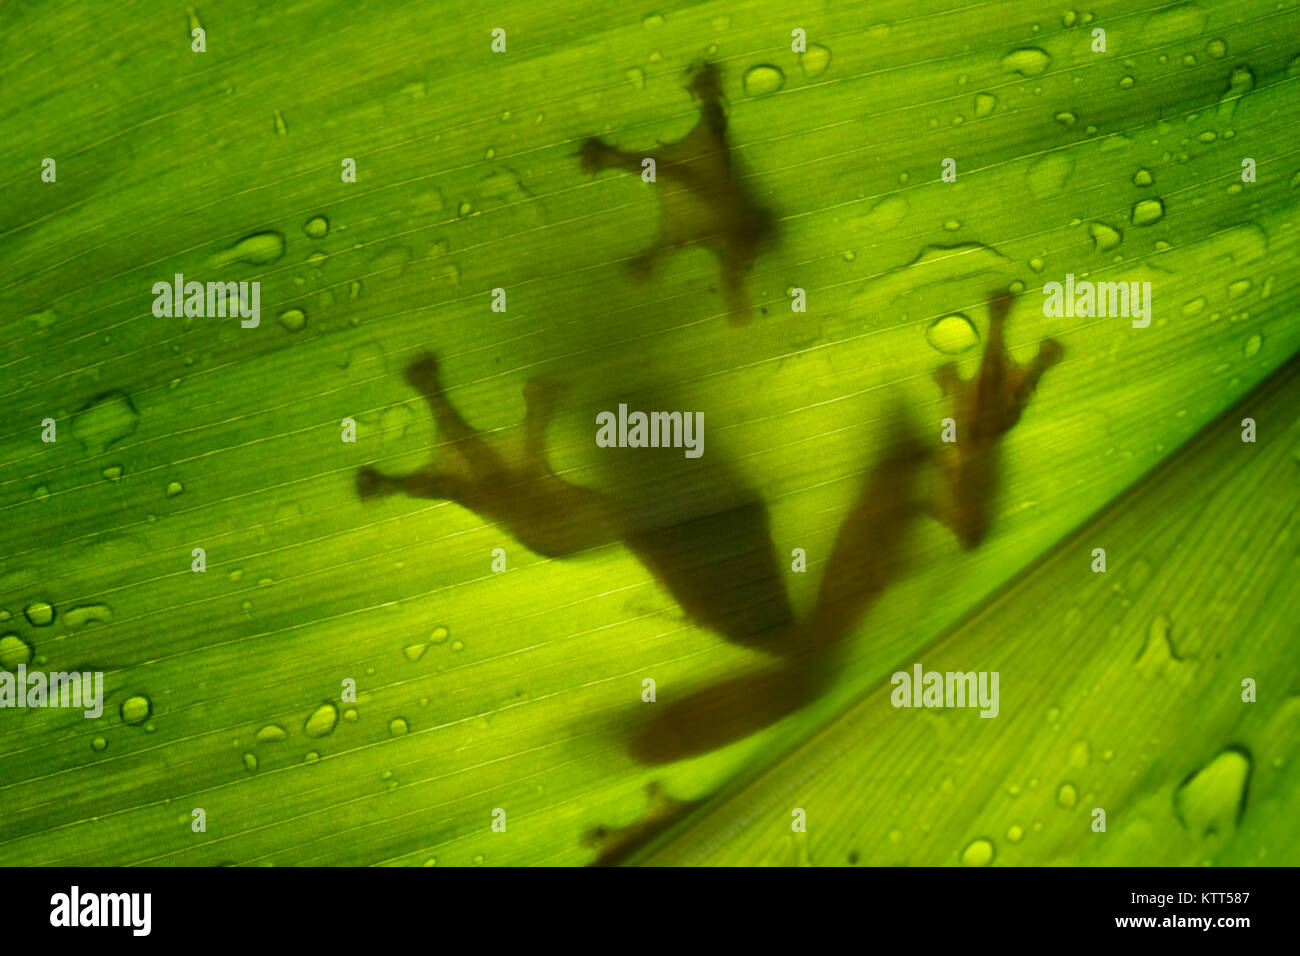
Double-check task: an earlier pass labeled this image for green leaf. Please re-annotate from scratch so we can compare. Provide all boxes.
[0,0,1296,866]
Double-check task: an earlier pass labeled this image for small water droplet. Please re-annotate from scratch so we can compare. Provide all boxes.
[430,626,449,644]
[1131,198,1164,226]
[303,216,329,239]
[92,736,108,752]
[1207,39,1226,59]
[642,13,664,28]
[743,64,785,96]
[974,92,997,117]
[101,465,123,481]
[1005,824,1023,843]
[165,481,184,498]
[243,753,258,771]
[389,717,409,736]
[273,109,288,136]
[1242,334,1262,358]
[1057,783,1078,808]
[625,66,645,89]
[451,640,464,652]
[404,643,428,662]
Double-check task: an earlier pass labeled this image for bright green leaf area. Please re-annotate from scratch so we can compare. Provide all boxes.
[0,0,1297,865]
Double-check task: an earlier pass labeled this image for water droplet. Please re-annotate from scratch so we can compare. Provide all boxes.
[1133,168,1153,187]
[372,245,413,277]
[1001,48,1051,77]
[1174,747,1251,838]
[1005,824,1023,843]
[343,707,358,722]
[242,752,258,771]
[404,643,428,662]
[64,604,112,628]
[1026,153,1075,199]
[256,723,287,743]
[1243,334,1261,358]
[305,751,320,763]
[943,219,962,231]
[974,92,997,117]
[73,392,139,452]
[1227,279,1252,299]
[24,601,54,627]
[1054,111,1077,126]
[273,109,288,136]
[165,481,184,498]
[1218,66,1255,121]
[799,44,831,78]
[92,736,108,752]
[961,838,995,866]
[121,695,151,725]
[101,465,123,481]
[304,702,338,738]
[642,13,664,28]
[743,64,785,96]
[1119,75,1135,89]
[212,231,285,267]
[1131,199,1165,226]
[303,216,329,239]
[926,313,979,354]
[625,66,645,89]
[0,633,33,670]
[277,308,307,332]
[451,641,464,652]
[389,717,409,736]
[430,626,449,644]
[1057,783,1078,808]
[1089,222,1123,252]
[1207,39,1226,59]
[1069,740,1091,768]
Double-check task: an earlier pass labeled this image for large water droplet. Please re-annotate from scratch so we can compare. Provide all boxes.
[961,838,995,866]
[1131,198,1165,226]
[0,633,33,670]
[73,392,139,452]
[1001,48,1051,77]
[926,313,979,354]
[304,702,339,738]
[1174,747,1251,838]
[1089,222,1123,252]
[211,231,285,267]
[24,601,54,627]
[64,604,112,628]
[799,44,831,78]
[742,64,785,96]
[256,724,287,743]
[121,695,152,725]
